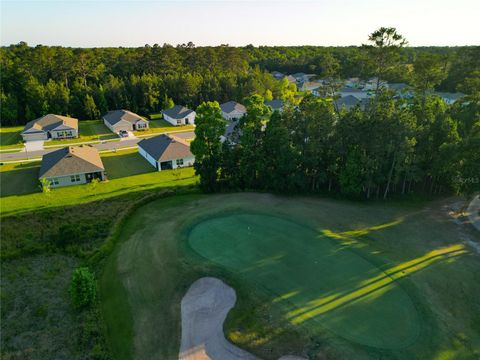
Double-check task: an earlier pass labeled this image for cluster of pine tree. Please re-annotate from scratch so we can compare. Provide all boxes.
[192,91,479,199]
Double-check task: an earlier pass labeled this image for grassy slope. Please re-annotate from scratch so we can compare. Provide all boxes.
[100,193,480,360]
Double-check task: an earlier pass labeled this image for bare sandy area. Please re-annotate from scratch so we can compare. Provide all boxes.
[179,277,307,360]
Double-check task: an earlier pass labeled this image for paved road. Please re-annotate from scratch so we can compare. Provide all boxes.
[0,131,195,162]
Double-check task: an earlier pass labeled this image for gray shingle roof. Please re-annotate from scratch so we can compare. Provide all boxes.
[138,134,192,162]
[22,114,78,134]
[162,105,194,119]
[39,145,104,178]
[220,101,246,114]
[103,110,147,126]
[334,95,360,110]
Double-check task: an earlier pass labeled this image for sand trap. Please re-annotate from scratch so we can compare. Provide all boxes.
[179,277,307,360]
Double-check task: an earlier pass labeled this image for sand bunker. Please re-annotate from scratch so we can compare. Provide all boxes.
[179,277,307,360]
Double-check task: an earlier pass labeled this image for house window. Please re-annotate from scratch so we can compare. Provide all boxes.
[51,178,59,185]
[176,158,184,166]
[176,119,182,125]
[70,174,81,182]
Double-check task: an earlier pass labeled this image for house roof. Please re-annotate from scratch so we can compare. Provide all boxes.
[162,105,194,119]
[434,92,465,101]
[334,95,360,109]
[339,87,365,93]
[138,134,192,162]
[285,75,297,83]
[388,83,409,91]
[291,72,306,79]
[265,99,283,110]
[220,101,247,114]
[39,145,104,179]
[22,114,78,134]
[103,110,147,126]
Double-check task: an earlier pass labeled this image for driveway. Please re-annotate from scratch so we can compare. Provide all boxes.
[24,140,44,152]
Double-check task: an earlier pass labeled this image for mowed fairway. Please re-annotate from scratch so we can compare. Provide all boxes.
[101,193,480,360]
[188,213,419,349]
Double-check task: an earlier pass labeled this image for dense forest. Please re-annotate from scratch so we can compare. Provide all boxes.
[1,35,479,125]
[190,29,479,198]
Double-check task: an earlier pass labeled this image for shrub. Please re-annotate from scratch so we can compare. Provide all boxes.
[70,267,96,309]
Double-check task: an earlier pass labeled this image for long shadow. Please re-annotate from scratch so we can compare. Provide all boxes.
[285,245,466,325]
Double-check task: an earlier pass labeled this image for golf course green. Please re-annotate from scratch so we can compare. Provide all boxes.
[188,213,420,349]
[100,193,480,360]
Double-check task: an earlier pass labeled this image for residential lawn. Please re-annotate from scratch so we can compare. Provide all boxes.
[0,161,40,196]
[101,193,480,360]
[134,118,194,136]
[48,120,117,146]
[101,149,154,179]
[0,162,197,216]
[0,126,24,149]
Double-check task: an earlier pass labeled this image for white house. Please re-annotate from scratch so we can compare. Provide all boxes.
[138,134,195,171]
[163,105,196,126]
[103,110,149,133]
[21,114,78,142]
[220,101,247,121]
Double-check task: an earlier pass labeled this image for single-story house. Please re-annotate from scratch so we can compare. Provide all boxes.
[21,114,78,142]
[138,134,195,171]
[271,71,285,80]
[265,99,284,112]
[434,92,465,105]
[334,95,361,111]
[220,101,247,121]
[103,110,149,133]
[338,87,369,100]
[39,145,105,188]
[298,81,323,92]
[163,105,196,126]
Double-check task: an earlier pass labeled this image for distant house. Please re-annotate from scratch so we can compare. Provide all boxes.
[345,77,361,88]
[163,105,196,126]
[334,95,361,111]
[138,134,195,171]
[265,99,284,112]
[364,78,387,90]
[220,101,247,121]
[338,87,369,100]
[285,75,297,84]
[271,71,284,80]
[298,81,323,92]
[103,110,149,133]
[39,145,105,188]
[388,83,409,92]
[434,92,465,105]
[21,114,78,142]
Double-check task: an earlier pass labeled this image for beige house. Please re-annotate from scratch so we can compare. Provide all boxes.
[103,110,149,133]
[39,145,105,188]
[21,114,78,142]
[138,134,194,171]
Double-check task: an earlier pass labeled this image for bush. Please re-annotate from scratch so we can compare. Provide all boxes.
[70,267,96,309]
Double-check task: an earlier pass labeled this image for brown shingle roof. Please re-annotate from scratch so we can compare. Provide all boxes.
[138,134,192,162]
[22,114,78,134]
[39,145,104,178]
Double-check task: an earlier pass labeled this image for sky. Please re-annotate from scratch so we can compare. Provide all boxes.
[1,0,479,47]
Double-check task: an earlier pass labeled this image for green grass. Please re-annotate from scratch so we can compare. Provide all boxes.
[0,126,23,149]
[133,118,194,136]
[189,213,420,349]
[0,161,40,196]
[101,149,154,179]
[100,193,480,359]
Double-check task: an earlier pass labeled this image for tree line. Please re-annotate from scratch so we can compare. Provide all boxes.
[1,32,478,125]
[191,28,479,198]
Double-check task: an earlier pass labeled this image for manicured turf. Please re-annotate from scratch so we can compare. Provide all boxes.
[188,213,419,349]
[0,126,23,149]
[101,149,154,179]
[100,193,480,360]
[0,161,40,196]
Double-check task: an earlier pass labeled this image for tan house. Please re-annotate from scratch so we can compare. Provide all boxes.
[219,101,247,121]
[39,145,105,188]
[21,114,78,142]
[138,134,194,171]
[103,110,149,133]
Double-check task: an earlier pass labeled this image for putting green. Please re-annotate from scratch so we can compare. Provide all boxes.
[188,213,420,349]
